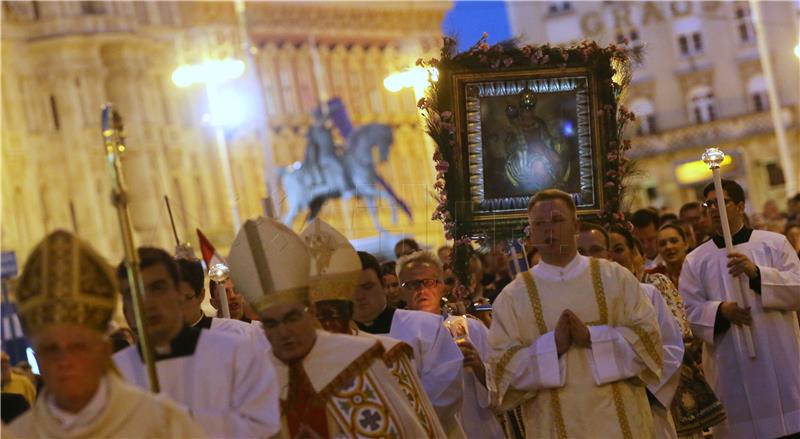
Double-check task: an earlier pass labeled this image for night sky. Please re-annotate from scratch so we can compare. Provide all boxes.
[442,1,512,53]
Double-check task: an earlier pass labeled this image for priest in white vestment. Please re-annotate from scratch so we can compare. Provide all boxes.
[489,190,662,438]
[228,216,429,438]
[679,180,800,438]
[354,250,467,438]
[579,223,685,439]
[7,230,205,439]
[397,250,506,438]
[113,247,281,439]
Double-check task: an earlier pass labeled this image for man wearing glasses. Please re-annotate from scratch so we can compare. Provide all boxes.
[399,251,506,439]
[354,251,467,438]
[679,179,800,439]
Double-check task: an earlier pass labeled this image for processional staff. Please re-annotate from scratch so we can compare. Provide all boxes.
[702,147,756,359]
[209,263,232,319]
[101,104,161,392]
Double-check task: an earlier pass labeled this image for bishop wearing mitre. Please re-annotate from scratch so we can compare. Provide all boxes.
[300,218,447,438]
[228,217,428,438]
[6,230,204,439]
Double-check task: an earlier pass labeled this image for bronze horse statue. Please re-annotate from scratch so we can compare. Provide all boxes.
[278,123,409,232]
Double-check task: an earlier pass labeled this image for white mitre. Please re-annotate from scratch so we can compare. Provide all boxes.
[228,217,311,313]
[300,219,361,304]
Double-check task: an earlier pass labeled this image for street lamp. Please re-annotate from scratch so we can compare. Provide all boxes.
[172,59,245,234]
[383,66,439,100]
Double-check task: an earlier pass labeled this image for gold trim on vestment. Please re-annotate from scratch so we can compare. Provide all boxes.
[309,270,361,304]
[611,382,634,439]
[631,326,663,369]
[586,257,608,325]
[493,346,524,391]
[520,271,568,439]
[384,342,415,364]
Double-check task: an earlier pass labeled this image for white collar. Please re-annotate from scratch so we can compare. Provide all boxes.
[533,253,589,281]
[46,375,108,430]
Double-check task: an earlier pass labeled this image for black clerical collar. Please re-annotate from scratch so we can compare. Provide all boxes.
[355,306,396,334]
[137,325,201,361]
[193,315,213,330]
[711,227,753,249]
[240,316,252,324]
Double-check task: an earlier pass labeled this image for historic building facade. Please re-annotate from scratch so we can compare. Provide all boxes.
[508,1,800,213]
[1,1,449,262]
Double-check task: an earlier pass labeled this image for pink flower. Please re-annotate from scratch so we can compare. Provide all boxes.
[440,110,452,120]
[503,57,513,67]
[436,162,450,172]
[605,181,615,188]
[478,42,490,52]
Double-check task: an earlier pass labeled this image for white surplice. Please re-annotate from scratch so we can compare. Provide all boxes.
[489,255,662,438]
[384,308,466,438]
[209,316,270,351]
[642,282,684,439]
[113,328,280,439]
[679,229,800,438]
[444,315,505,439]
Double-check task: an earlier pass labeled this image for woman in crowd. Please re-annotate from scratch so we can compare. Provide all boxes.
[657,223,690,290]
[785,222,800,258]
[607,225,725,438]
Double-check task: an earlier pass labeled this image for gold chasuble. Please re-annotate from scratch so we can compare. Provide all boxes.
[358,331,447,438]
[273,330,429,438]
[489,256,662,439]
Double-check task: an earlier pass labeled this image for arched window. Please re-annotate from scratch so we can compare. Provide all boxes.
[630,98,657,135]
[688,86,716,124]
[746,75,769,112]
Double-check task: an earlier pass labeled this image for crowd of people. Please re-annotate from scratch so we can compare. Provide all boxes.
[1,180,798,439]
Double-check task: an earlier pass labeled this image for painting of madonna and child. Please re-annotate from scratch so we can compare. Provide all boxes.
[477,78,589,205]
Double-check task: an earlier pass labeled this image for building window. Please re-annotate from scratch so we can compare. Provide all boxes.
[547,2,573,16]
[735,5,755,43]
[766,163,785,187]
[616,28,642,47]
[747,75,769,112]
[677,32,704,56]
[688,86,716,124]
[630,98,657,135]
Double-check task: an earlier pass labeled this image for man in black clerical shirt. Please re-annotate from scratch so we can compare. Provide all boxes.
[353,251,396,333]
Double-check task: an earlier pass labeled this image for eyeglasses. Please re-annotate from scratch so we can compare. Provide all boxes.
[401,279,440,291]
[702,198,734,209]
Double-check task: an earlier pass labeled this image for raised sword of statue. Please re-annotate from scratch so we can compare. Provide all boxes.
[101,104,161,391]
[702,147,756,359]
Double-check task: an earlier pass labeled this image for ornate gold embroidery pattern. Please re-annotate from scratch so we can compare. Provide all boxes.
[387,355,436,437]
[587,258,608,325]
[328,371,401,438]
[521,271,567,439]
[630,326,663,368]
[611,382,634,439]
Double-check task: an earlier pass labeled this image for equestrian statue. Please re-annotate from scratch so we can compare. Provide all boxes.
[279,98,411,232]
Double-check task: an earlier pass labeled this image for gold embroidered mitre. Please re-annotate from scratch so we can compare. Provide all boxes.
[16,230,117,334]
[228,217,311,313]
[300,219,361,304]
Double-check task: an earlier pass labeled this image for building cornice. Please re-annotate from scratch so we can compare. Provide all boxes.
[628,107,796,158]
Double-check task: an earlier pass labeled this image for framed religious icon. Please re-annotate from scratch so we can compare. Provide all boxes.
[422,38,631,241]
